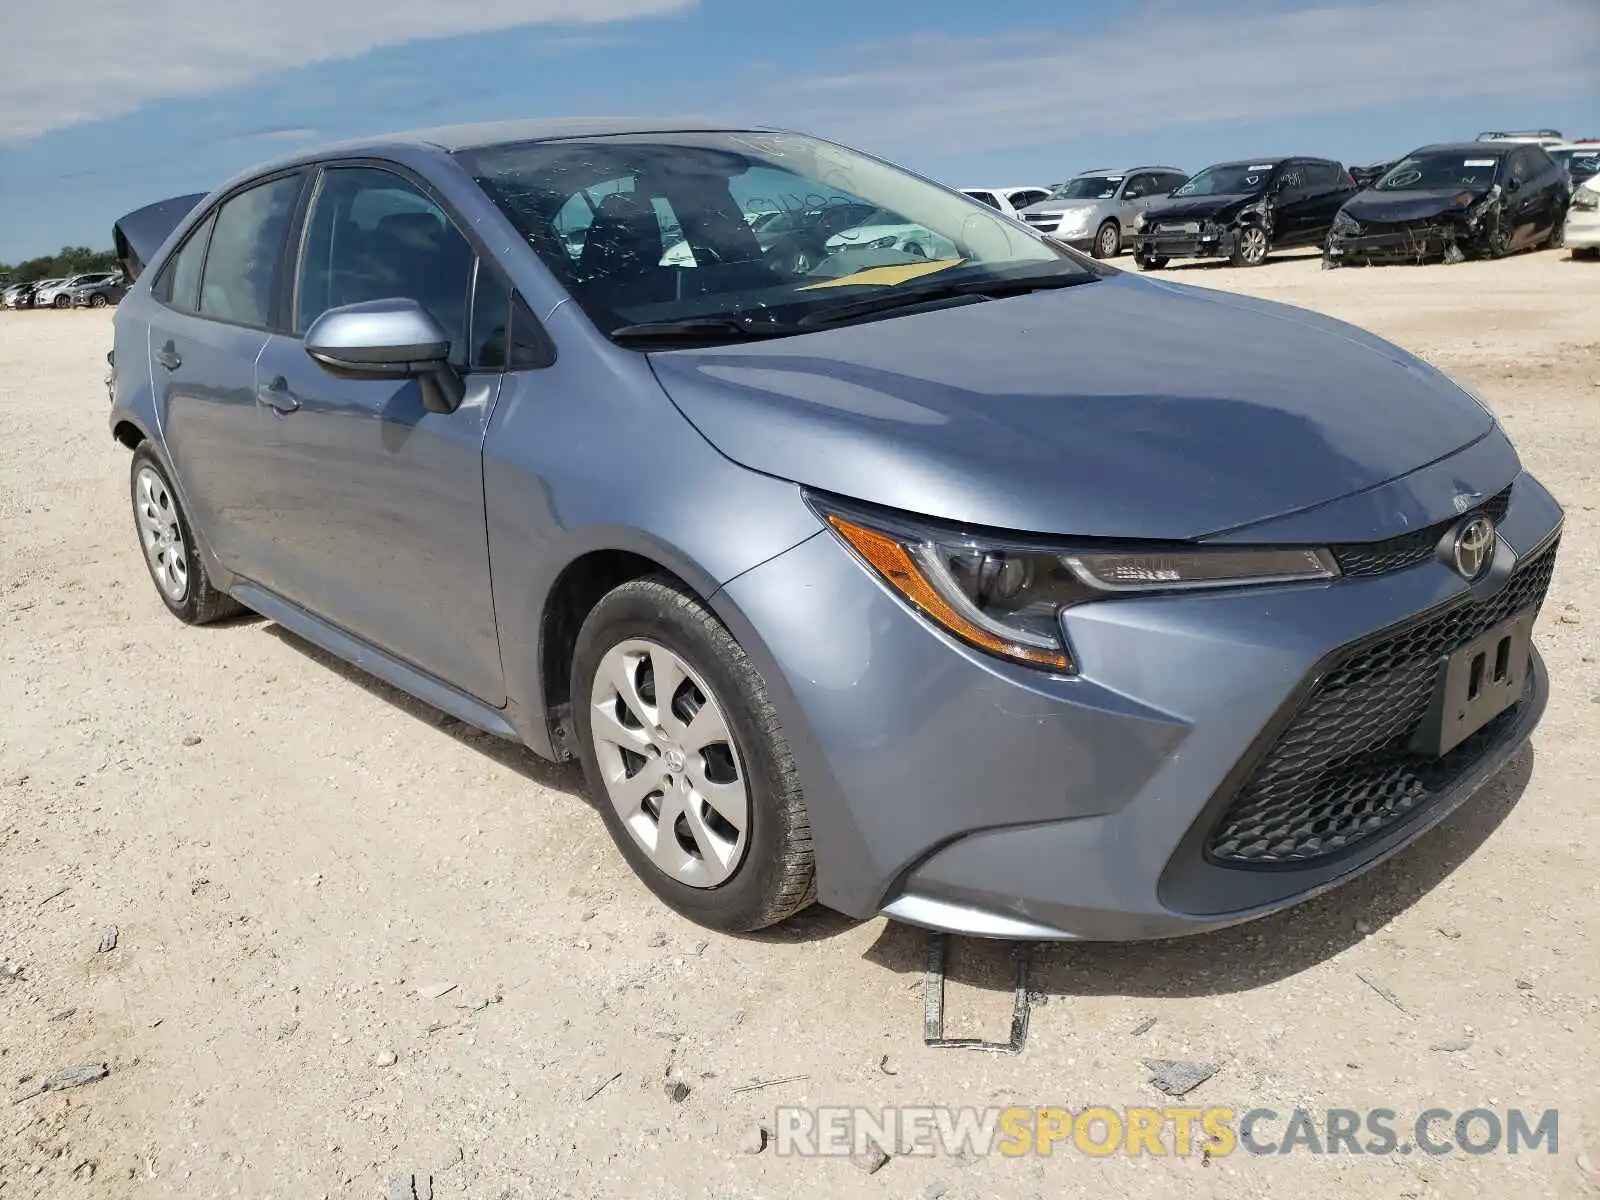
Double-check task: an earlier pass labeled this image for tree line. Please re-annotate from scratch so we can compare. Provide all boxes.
[0,246,121,286]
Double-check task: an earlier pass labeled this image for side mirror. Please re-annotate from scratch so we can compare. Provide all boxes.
[1506,177,1522,193]
[304,297,463,414]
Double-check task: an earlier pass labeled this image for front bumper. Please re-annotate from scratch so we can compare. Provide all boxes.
[716,459,1563,941]
[1326,220,1475,264]
[1135,227,1231,259]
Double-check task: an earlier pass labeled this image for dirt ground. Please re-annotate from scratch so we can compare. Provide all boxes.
[2,247,1597,1200]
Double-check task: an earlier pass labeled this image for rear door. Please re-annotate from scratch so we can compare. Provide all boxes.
[1301,161,1353,244]
[1268,160,1316,246]
[250,163,509,703]
[1504,148,1544,246]
[150,171,306,576]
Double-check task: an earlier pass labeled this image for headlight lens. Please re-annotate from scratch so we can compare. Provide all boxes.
[1573,189,1599,211]
[1133,212,1149,232]
[813,499,1339,673]
[1058,210,1089,233]
[1332,211,1360,235]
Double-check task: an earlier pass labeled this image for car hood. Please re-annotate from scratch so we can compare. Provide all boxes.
[1341,187,1493,223]
[647,274,1495,540]
[1020,199,1104,216]
[1144,193,1261,222]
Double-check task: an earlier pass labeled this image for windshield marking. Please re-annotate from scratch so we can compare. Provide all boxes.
[799,258,967,289]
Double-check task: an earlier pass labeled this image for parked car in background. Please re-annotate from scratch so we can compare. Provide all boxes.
[69,273,128,308]
[1325,142,1570,266]
[825,208,958,259]
[960,186,1052,218]
[1548,143,1600,187]
[1475,129,1566,147]
[1349,159,1397,189]
[663,201,880,273]
[1017,167,1189,259]
[1565,173,1600,258]
[35,272,120,308]
[5,278,63,308]
[1133,157,1355,269]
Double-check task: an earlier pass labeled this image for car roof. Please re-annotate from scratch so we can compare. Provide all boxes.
[1411,142,1515,156]
[1073,166,1186,176]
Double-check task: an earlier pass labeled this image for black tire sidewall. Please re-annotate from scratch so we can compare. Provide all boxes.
[570,580,800,930]
[1093,221,1118,259]
[129,446,202,622]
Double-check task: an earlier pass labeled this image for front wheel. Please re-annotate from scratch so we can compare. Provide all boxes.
[88,293,109,308]
[1091,220,1120,259]
[52,294,70,309]
[571,575,816,932]
[1230,224,1270,267]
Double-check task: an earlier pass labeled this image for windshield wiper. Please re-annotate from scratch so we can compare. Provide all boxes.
[796,271,1098,329]
[610,317,799,345]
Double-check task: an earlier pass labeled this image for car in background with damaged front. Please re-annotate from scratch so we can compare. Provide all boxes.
[1325,143,1571,267]
[1132,157,1354,269]
[1566,173,1600,259]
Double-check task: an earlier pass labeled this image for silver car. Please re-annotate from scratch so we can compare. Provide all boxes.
[1018,166,1190,258]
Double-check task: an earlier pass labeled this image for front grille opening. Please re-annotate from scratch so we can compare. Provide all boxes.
[1206,537,1556,867]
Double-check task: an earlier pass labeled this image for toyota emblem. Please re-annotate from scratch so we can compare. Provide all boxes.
[1451,515,1496,580]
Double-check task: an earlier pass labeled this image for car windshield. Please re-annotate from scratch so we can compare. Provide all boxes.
[1552,149,1600,181]
[1376,153,1502,191]
[457,131,1080,338]
[1173,163,1277,196]
[1050,176,1123,200]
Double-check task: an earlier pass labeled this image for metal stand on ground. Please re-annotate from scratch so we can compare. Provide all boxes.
[921,933,1034,1054]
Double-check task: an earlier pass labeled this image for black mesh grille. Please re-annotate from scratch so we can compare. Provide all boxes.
[1333,486,1512,578]
[1206,537,1557,866]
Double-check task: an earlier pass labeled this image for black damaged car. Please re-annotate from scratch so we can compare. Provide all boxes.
[1324,142,1570,267]
[1132,157,1355,269]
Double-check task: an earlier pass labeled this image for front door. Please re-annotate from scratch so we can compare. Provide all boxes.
[251,164,506,704]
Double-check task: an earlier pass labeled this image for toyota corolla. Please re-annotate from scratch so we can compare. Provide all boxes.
[108,120,1562,939]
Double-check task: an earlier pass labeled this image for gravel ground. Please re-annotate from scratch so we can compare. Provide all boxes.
[1,247,1597,1199]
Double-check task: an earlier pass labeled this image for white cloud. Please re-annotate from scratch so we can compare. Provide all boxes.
[771,0,1600,152]
[0,0,694,142]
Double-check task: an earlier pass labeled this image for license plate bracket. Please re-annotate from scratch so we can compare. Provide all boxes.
[1409,611,1534,759]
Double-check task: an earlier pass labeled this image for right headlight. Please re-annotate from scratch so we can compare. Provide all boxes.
[1572,189,1599,211]
[1332,210,1360,235]
[1133,211,1149,233]
[812,498,1339,674]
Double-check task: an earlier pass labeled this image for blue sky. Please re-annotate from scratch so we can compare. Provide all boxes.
[3,0,1597,261]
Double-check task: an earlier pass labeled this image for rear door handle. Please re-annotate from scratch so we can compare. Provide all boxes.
[256,376,300,415]
[155,343,181,371]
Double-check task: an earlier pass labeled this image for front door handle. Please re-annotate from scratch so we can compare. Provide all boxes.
[256,376,300,415]
[155,342,181,371]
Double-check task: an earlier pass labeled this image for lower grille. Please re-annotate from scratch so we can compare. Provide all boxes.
[1333,485,1512,578]
[1206,537,1558,866]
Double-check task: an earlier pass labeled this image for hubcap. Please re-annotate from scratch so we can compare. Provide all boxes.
[1243,228,1267,262]
[589,639,749,888]
[134,466,189,602]
[1100,226,1118,255]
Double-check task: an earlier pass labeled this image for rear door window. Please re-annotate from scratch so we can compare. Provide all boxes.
[197,175,303,328]
[155,212,216,313]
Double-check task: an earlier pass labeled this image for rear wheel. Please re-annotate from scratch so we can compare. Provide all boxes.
[1230,224,1270,267]
[128,446,246,625]
[88,293,108,308]
[571,575,815,932]
[1546,216,1566,250]
[1091,220,1120,259]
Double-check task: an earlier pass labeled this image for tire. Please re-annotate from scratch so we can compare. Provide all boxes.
[1091,220,1120,259]
[1572,246,1600,261]
[571,575,815,932]
[1486,219,1515,259]
[1546,217,1565,250]
[89,293,108,308]
[128,445,246,625]
[1135,253,1168,271]
[52,294,70,309]
[1230,223,1270,267]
